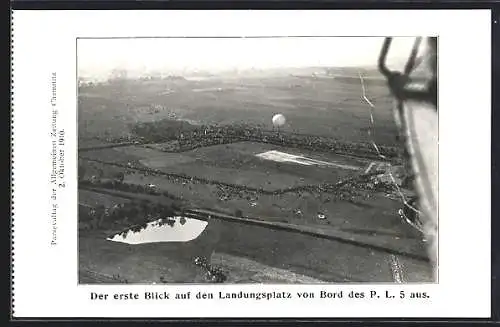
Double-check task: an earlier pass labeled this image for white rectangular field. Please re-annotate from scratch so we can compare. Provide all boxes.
[256,150,362,170]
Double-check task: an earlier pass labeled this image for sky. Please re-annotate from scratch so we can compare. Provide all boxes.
[78,36,425,78]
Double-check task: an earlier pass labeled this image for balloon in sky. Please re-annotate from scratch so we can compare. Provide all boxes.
[272,114,286,128]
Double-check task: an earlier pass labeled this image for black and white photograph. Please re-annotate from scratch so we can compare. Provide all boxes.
[76,36,438,285]
[12,9,493,318]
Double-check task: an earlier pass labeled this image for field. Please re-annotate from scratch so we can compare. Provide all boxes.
[77,67,434,284]
[78,69,397,147]
[79,189,130,208]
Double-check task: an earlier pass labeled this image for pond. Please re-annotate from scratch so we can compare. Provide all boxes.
[107,216,208,244]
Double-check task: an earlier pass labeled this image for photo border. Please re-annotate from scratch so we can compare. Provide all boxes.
[9,3,496,322]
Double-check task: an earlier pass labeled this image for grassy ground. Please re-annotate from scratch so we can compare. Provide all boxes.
[79,189,130,208]
[77,166,430,284]
[81,142,370,189]
[79,228,219,283]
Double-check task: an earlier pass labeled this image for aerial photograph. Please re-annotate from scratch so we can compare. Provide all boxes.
[77,36,437,284]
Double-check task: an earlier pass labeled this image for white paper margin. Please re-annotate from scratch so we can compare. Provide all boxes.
[11,10,491,318]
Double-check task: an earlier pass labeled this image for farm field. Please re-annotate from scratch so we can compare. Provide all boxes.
[79,189,131,208]
[79,199,431,284]
[115,142,367,186]
[78,69,397,147]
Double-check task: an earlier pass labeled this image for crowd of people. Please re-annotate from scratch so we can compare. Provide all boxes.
[100,120,403,160]
[193,256,228,283]
[81,155,397,206]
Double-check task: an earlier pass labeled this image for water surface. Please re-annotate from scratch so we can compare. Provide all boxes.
[107,216,208,244]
